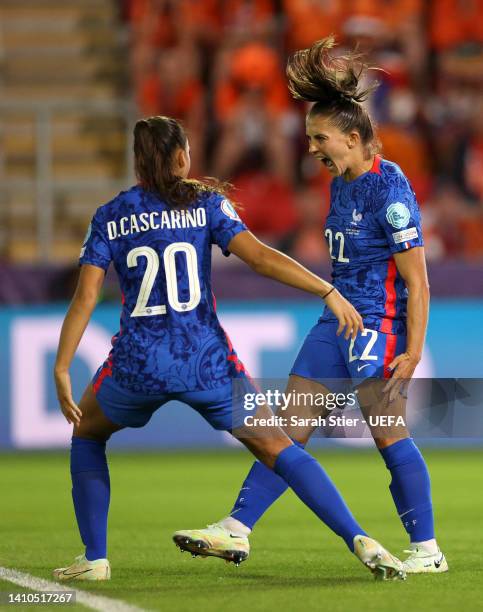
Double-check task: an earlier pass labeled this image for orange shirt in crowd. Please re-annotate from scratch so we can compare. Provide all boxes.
[430,0,483,50]
[283,0,344,51]
[215,42,290,121]
[138,75,203,118]
[378,126,432,202]
[283,0,422,52]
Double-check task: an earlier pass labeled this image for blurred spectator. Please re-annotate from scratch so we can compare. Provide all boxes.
[214,41,289,121]
[429,0,483,52]
[219,0,279,41]
[278,188,330,265]
[117,0,483,262]
[211,41,297,181]
[282,0,344,53]
[177,0,221,46]
[454,94,483,259]
[137,42,205,175]
[2,0,483,267]
[344,0,423,33]
[459,96,483,204]
[458,216,483,259]
[372,57,432,201]
[426,45,483,203]
[233,165,299,239]
[421,184,462,260]
[137,43,203,118]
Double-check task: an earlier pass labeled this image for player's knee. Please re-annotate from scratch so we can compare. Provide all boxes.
[246,438,290,470]
[73,419,113,443]
[374,435,409,450]
[284,428,310,446]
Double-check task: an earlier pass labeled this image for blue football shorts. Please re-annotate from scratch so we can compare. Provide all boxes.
[92,370,257,431]
[291,320,406,384]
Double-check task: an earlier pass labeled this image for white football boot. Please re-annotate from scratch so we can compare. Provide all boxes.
[53,554,111,581]
[353,535,407,581]
[402,545,448,573]
[173,524,249,565]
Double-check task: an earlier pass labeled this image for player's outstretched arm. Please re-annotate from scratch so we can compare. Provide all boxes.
[54,264,105,426]
[228,231,363,339]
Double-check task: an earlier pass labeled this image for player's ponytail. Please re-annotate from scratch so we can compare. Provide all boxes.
[133,116,232,207]
[287,36,381,155]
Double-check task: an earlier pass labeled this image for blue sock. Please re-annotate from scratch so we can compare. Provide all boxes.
[379,438,434,542]
[70,437,110,561]
[274,445,366,551]
[229,439,304,529]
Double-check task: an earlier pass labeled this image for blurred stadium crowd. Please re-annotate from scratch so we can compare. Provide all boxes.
[125,0,483,263]
[1,0,482,283]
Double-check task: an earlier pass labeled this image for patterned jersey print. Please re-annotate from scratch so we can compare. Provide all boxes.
[321,156,424,334]
[80,186,248,394]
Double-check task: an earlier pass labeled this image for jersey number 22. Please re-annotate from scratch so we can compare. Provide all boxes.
[325,229,350,263]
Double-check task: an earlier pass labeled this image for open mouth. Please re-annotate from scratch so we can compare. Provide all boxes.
[318,156,334,169]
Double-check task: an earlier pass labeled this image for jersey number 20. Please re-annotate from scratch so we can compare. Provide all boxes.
[127,243,201,317]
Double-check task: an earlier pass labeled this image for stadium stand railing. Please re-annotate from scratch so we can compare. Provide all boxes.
[0,0,132,262]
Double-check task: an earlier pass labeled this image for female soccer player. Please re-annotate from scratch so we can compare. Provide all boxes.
[53,115,405,582]
[176,38,447,575]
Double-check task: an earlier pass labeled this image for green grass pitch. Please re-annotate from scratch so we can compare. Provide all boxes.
[1,448,482,611]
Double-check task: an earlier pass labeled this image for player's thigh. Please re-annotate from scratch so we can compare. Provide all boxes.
[180,382,290,468]
[356,378,409,448]
[291,320,349,382]
[337,329,409,446]
[74,383,125,442]
[275,375,334,444]
[287,322,350,444]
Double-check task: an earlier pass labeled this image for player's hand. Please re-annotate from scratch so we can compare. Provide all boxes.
[54,370,82,426]
[383,352,419,402]
[323,288,364,340]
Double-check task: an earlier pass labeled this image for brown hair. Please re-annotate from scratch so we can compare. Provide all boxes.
[286,36,381,154]
[133,116,232,207]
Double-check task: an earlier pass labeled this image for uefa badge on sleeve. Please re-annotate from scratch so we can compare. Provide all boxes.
[221,199,241,222]
[386,202,410,229]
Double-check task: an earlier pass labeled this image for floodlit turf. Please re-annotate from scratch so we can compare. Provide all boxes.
[0,448,482,612]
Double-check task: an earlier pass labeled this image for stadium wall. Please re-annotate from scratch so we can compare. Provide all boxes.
[0,300,482,450]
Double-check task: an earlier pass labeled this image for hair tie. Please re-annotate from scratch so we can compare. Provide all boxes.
[340,92,354,102]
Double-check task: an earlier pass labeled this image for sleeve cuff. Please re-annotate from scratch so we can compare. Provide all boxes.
[219,226,247,256]
[78,258,110,271]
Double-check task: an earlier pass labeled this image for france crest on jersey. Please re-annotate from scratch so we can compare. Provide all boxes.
[79,185,248,394]
[321,156,424,334]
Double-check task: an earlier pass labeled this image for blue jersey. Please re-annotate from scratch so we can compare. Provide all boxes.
[321,156,423,334]
[79,185,248,394]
